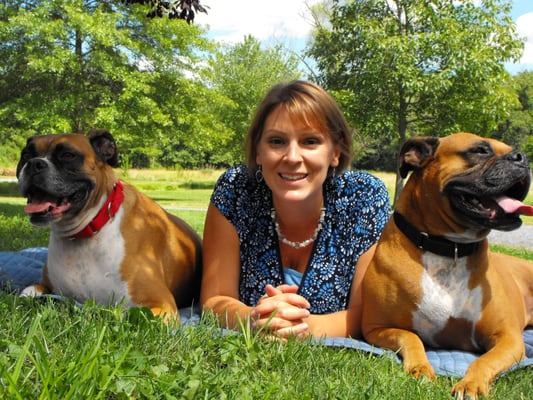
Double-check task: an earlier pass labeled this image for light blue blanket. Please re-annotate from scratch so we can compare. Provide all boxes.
[1,247,532,378]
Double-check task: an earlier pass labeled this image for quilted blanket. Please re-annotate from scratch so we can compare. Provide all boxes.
[1,247,532,378]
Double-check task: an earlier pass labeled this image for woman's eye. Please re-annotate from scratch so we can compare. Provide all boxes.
[268,137,284,146]
[304,137,321,145]
[302,136,324,146]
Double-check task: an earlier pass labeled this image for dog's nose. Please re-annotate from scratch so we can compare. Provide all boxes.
[27,158,49,174]
[505,150,528,166]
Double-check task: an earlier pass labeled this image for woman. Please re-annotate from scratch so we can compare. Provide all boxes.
[201,80,390,339]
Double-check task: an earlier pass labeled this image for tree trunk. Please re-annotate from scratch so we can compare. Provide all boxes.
[393,83,408,208]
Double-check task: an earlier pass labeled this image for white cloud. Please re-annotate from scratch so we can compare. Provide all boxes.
[196,0,321,44]
[516,12,533,64]
[195,1,533,73]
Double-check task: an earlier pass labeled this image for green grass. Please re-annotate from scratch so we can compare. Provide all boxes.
[0,298,526,400]
[0,296,531,399]
[0,169,532,399]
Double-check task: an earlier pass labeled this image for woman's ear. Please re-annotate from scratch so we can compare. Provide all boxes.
[331,146,341,167]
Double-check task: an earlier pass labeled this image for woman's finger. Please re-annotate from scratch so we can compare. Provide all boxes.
[271,293,310,308]
[274,322,309,338]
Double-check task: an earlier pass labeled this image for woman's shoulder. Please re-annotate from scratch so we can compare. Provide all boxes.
[212,165,270,209]
[333,170,387,192]
[217,164,250,182]
[214,165,253,191]
[327,170,391,216]
[326,171,391,236]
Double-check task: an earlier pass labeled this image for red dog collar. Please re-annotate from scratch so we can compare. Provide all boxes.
[70,180,125,239]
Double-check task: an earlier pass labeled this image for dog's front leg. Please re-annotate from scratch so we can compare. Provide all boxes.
[450,332,525,399]
[365,327,435,379]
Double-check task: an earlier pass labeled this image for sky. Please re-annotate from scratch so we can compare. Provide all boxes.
[194,0,533,75]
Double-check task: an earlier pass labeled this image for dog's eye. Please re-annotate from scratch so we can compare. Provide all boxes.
[469,144,491,156]
[20,151,32,162]
[60,152,76,161]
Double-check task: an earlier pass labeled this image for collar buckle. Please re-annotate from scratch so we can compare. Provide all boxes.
[417,231,429,249]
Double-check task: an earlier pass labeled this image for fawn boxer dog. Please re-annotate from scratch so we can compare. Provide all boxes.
[362,133,533,399]
[17,129,202,323]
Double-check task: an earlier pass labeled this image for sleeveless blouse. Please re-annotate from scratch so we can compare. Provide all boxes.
[211,165,391,314]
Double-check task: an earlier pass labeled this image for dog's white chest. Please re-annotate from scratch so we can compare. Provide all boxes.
[412,253,483,348]
[46,209,131,306]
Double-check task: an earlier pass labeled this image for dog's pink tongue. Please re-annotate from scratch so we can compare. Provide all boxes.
[24,202,53,214]
[24,202,71,216]
[496,196,533,216]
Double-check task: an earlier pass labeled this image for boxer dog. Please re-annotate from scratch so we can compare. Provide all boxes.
[17,129,202,323]
[362,133,533,399]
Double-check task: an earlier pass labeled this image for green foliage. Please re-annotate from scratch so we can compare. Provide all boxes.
[122,0,209,23]
[202,36,302,165]
[1,1,532,172]
[308,0,524,170]
[494,71,533,159]
[0,2,303,169]
[0,0,215,168]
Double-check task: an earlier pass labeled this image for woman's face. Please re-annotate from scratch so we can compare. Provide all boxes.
[256,106,340,207]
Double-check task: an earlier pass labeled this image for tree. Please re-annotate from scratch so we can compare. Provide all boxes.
[202,36,302,165]
[121,0,209,23]
[307,0,523,201]
[494,71,533,161]
[0,0,211,166]
[495,71,533,147]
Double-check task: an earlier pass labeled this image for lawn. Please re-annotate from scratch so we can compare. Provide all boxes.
[0,169,531,399]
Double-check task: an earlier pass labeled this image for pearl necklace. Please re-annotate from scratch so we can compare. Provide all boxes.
[271,207,326,249]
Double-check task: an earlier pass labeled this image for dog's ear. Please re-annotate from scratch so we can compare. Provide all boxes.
[398,137,439,178]
[88,129,119,167]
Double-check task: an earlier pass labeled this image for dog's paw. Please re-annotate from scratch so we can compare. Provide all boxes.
[451,378,488,400]
[150,304,180,325]
[20,284,44,297]
[407,363,435,380]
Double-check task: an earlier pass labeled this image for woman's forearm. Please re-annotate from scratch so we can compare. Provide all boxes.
[304,308,361,339]
[203,295,254,330]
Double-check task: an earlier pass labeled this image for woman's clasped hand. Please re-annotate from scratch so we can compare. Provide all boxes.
[251,284,311,338]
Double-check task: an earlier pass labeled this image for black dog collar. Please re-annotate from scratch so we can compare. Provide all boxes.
[393,212,481,261]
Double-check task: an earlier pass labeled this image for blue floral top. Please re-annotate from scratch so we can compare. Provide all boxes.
[211,165,391,314]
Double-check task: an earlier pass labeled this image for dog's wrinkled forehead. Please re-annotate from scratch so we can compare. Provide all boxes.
[399,133,516,179]
[25,134,93,157]
[17,134,96,178]
[437,133,513,162]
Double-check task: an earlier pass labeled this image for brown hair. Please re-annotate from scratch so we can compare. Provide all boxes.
[245,80,353,173]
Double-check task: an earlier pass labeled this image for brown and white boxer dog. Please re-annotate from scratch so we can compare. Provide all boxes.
[16,129,202,323]
[361,133,533,399]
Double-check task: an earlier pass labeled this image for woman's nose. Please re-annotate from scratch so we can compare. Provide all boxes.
[284,142,302,162]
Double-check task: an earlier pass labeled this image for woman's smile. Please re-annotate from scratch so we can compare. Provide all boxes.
[279,173,308,181]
